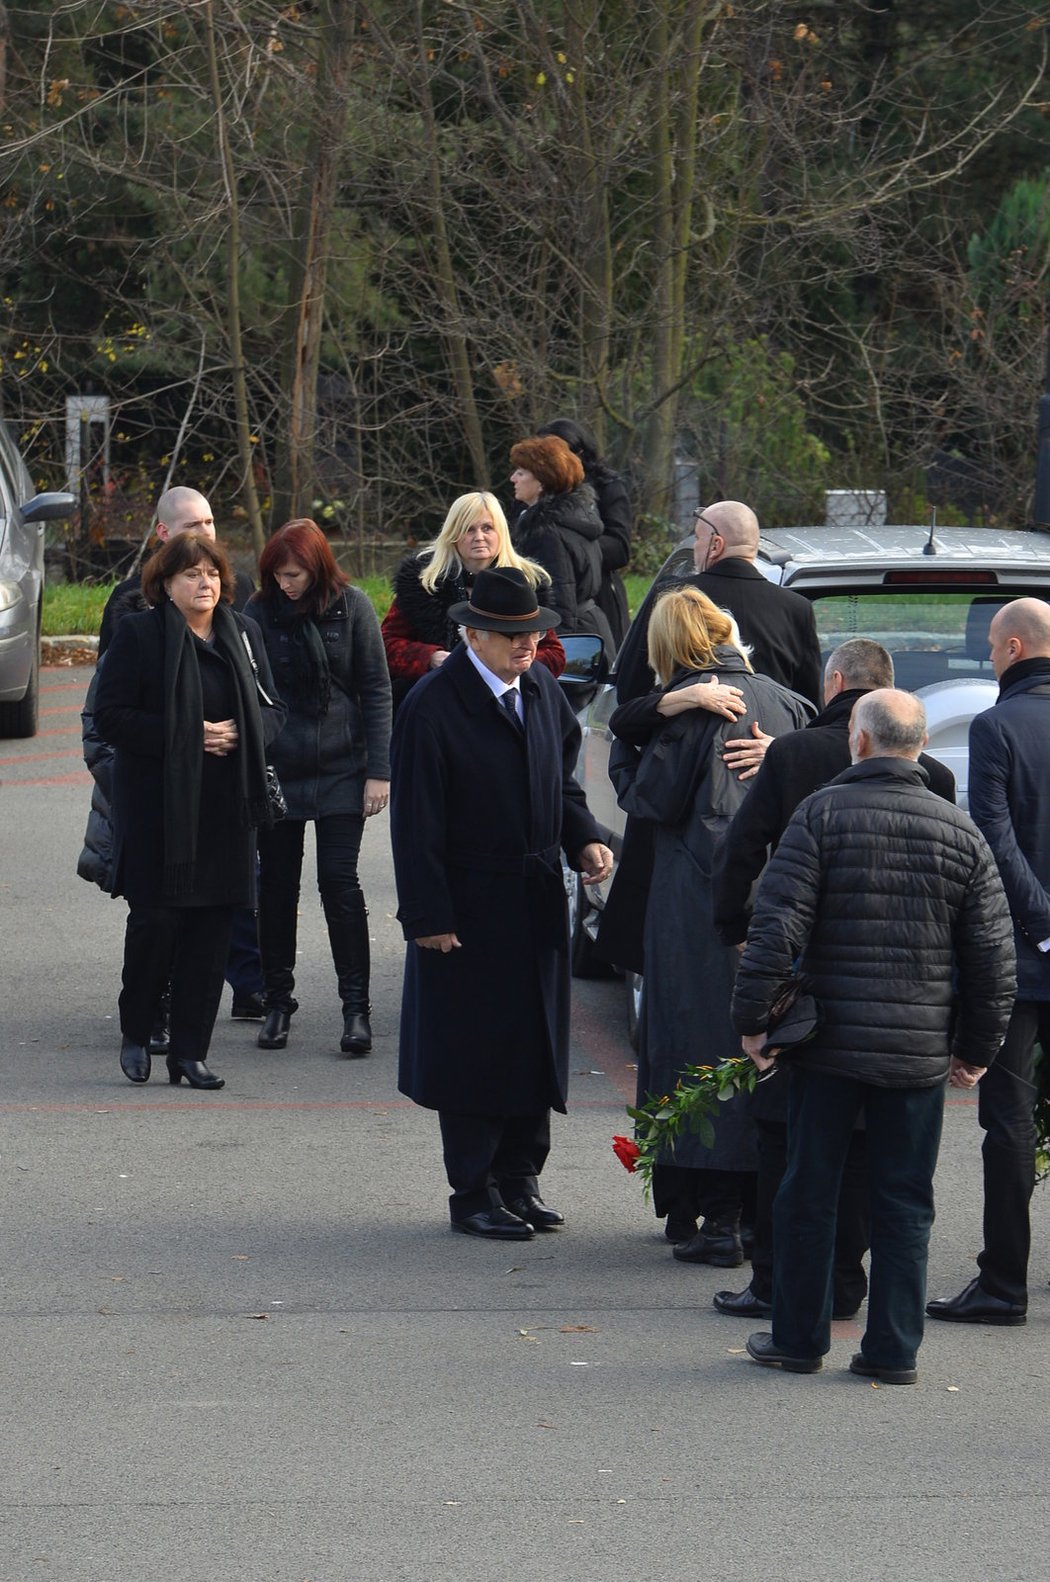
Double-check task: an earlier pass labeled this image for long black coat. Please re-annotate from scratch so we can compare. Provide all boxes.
[391,644,603,1116]
[610,653,811,1169]
[94,606,286,907]
[615,557,822,707]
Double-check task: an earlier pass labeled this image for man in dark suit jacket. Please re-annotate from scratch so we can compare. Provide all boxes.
[615,499,822,708]
[928,597,1050,1327]
[390,568,612,1241]
[709,638,957,1321]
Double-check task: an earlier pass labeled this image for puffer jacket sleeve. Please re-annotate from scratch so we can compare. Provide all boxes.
[731,805,822,1035]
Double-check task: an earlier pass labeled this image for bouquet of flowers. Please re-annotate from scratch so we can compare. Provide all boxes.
[612,1055,760,1198]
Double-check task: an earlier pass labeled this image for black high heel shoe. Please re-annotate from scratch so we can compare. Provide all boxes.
[166,1056,225,1090]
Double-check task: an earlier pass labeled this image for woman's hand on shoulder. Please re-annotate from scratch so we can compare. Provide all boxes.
[657,677,747,721]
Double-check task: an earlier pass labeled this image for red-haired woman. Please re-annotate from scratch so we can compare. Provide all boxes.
[509,434,612,650]
[246,520,392,1056]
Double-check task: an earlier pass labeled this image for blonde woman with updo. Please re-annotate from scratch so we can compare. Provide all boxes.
[603,585,810,1261]
[382,491,565,710]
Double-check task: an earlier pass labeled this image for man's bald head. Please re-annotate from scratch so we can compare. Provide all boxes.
[155,487,215,542]
[692,500,759,572]
[849,688,928,764]
[988,597,1050,678]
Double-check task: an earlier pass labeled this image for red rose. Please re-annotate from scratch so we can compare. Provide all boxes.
[612,1134,640,1173]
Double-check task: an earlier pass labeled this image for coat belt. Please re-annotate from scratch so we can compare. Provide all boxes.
[446,842,561,878]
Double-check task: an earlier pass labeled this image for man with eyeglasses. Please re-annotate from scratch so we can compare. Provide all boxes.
[615,500,822,712]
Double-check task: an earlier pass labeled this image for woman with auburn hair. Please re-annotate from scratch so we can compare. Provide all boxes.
[94,532,286,1090]
[509,434,613,649]
[536,417,633,648]
[381,491,564,710]
[246,519,391,1056]
[603,584,810,1260]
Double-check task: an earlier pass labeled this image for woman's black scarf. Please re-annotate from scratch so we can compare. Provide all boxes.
[162,597,270,897]
[267,588,338,715]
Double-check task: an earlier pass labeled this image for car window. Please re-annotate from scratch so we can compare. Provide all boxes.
[810,592,1007,689]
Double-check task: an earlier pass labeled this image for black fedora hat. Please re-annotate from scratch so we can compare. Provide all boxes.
[448,566,560,633]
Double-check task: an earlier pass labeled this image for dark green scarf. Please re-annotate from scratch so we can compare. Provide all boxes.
[162,598,270,896]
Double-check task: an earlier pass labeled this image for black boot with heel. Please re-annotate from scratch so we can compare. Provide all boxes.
[324,889,373,1057]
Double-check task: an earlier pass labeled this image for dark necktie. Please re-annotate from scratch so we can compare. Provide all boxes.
[500,687,524,733]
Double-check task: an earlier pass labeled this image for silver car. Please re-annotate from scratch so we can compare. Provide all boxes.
[565,523,1050,1037]
[0,420,76,737]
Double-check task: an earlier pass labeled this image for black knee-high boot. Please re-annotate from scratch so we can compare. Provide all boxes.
[322,887,372,1056]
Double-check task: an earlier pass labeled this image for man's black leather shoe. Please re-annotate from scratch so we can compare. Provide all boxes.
[745,1332,822,1373]
[119,1038,151,1084]
[258,1008,292,1049]
[925,1275,1026,1326]
[451,1206,534,1240]
[714,1284,772,1318]
[849,1353,917,1385]
[673,1221,743,1267]
[505,1195,565,1231]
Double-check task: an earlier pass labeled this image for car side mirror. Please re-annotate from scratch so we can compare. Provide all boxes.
[557,633,609,711]
[22,491,77,524]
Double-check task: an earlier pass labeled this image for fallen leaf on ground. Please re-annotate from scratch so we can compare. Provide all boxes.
[560,1324,597,1333]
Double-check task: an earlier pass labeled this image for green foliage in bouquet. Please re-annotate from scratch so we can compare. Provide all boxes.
[615,1057,760,1198]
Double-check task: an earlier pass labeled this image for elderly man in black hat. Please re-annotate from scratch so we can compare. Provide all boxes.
[390,566,613,1239]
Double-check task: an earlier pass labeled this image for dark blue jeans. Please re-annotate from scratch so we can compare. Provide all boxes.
[773,1068,945,1369]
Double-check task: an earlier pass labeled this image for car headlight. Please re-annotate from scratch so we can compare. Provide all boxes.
[0,581,25,613]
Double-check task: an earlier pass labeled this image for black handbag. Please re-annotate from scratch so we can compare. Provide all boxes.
[240,629,287,823]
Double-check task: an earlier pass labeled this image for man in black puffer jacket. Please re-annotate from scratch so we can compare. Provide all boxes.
[732,689,1015,1384]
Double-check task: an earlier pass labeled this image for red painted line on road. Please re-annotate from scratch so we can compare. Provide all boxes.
[41,705,83,718]
[0,771,91,786]
[0,748,82,766]
[0,1095,629,1116]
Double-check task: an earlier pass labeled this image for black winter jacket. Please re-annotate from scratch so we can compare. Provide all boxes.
[731,757,1016,1086]
[245,586,391,821]
[712,689,956,944]
[512,485,608,639]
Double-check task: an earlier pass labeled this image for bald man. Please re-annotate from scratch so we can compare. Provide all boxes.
[615,499,822,708]
[98,488,254,656]
[734,689,1013,1382]
[928,597,1050,1328]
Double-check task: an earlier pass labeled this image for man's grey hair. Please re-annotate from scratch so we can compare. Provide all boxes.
[825,638,894,692]
[852,689,927,757]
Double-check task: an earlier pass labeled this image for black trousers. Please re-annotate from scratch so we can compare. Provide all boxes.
[750,1117,869,1311]
[437,1111,551,1220]
[119,904,235,1063]
[257,814,364,1007]
[976,999,1041,1305]
[652,1164,757,1228]
[773,1069,944,1369]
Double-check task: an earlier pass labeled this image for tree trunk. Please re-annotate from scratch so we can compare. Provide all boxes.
[271,0,356,530]
[201,1,266,561]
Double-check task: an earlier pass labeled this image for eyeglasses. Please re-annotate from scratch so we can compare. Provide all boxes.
[693,510,722,538]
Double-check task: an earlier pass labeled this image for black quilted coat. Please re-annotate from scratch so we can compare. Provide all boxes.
[731,757,1016,1086]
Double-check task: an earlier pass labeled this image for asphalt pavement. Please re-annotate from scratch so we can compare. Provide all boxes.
[0,663,1047,1582]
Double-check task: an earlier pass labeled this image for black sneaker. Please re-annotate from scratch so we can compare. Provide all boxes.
[231,992,266,1021]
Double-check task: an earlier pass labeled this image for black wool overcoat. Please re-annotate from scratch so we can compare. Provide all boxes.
[93,606,286,907]
[391,643,604,1116]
